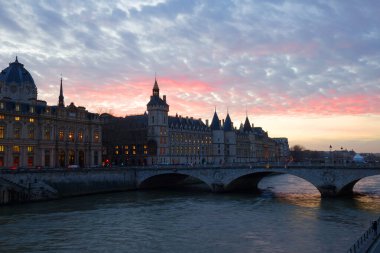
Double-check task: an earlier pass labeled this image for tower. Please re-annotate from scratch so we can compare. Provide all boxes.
[224,112,236,164]
[243,116,256,162]
[210,110,224,164]
[147,78,169,165]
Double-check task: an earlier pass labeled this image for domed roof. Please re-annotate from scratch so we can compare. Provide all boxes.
[0,57,35,86]
[0,57,37,102]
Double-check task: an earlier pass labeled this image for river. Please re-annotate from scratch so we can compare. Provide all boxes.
[1,174,380,253]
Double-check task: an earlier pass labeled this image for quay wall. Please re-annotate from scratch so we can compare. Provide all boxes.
[0,169,137,204]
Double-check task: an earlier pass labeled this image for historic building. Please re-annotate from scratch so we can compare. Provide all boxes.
[102,78,289,166]
[0,57,102,168]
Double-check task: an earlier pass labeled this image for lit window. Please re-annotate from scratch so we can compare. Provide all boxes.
[59,130,64,141]
[28,156,33,167]
[27,146,34,153]
[68,131,74,142]
[125,150,129,155]
[78,131,83,142]
[15,104,20,111]
[94,132,99,142]
[30,106,34,113]
[29,118,34,123]
[0,126,4,139]
[0,115,4,120]
[132,145,136,150]
[13,146,20,152]
[15,116,20,121]
[133,150,136,155]
[0,102,4,109]
[0,145,4,152]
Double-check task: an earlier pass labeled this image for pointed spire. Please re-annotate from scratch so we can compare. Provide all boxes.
[224,113,233,131]
[15,56,19,63]
[243,116,253,132]
[210,110,221,130]
[153,75,159,97]
[58,75,65,107]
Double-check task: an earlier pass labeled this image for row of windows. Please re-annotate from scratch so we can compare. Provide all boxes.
[0,114,35,122]
[0,104,35,113]
[0,145,34,153]
[0,125,99,142]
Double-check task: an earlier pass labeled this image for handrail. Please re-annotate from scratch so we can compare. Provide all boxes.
[347,217,380,253]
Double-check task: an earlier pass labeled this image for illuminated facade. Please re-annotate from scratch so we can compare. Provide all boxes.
[0,58,102,168]
[102,79,289,166]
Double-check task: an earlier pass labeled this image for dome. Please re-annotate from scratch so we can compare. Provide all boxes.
[0,57,37,102]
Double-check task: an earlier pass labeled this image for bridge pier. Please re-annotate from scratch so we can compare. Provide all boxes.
[318,185,338,198]
[211,183,225,193]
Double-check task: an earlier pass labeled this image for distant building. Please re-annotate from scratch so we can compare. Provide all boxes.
[0,57,102,168]
[102,78,289,165]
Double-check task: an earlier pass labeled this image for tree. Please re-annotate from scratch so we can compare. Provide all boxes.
[290,145,305,162]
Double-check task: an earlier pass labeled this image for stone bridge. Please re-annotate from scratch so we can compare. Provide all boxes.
[1,164,380,204]
[136,165,380,197]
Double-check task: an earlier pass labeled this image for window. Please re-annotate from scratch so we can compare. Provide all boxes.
[68,131,74,142]
[0,102,4,109]
[14,126,21,138]
[45,127,51,140]
[59,130,64,141]
[0,115,4,120]
[94,132,99,142]
[0,126,4,139]
[29,118,34,123]
[13,145,20,152]
[28,127,34,139]
[15,116,20,121]
[27,146,34,153]
[15,104,20,111]
[0,145,4,152]
[30,106,34,113]
[78,131,83,142]
[28,156,34,167]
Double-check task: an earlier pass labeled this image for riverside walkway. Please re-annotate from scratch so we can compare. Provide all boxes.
[347,217,380,253]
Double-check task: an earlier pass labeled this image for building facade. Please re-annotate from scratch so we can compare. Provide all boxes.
[102,79,289,166]
[0,58,102,168]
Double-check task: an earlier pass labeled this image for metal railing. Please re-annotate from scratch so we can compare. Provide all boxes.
[347,217,380,253]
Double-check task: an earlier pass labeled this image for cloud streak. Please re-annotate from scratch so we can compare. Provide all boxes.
[0,0,379,151]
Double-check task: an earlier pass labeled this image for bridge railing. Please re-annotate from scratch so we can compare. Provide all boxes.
[347,217,380,253]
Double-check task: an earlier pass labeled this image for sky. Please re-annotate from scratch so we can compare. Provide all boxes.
[0,0,379,153]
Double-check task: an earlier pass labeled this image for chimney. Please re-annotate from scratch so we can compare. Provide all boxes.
[206,119,209,126]
[163,95,166,101]
[222,119,225,125]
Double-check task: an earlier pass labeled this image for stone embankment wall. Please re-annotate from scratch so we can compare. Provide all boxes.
[0,169,136,204]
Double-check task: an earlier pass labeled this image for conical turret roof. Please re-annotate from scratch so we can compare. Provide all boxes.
[210,111,221,130]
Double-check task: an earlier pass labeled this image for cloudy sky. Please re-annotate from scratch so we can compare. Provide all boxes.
[1,0,379,152]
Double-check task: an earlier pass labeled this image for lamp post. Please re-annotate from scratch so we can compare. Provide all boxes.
[329,145,332,165]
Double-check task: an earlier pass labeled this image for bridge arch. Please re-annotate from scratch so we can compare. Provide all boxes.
[138,172,213,191]
[225,171,321,195]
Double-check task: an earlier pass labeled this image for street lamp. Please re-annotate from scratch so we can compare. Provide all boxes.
[329,145,332,165]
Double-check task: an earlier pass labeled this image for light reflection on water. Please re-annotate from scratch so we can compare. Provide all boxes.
[0,174,380,253]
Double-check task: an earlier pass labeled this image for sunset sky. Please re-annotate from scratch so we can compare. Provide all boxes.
[1,0,379,152]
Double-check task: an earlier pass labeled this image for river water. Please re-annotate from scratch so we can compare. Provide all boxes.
[1,174,380,253]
